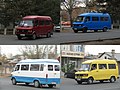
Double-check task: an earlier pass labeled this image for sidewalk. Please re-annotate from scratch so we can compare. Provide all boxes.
[0,74,11,78]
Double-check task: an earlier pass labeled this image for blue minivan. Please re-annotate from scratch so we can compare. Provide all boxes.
[72,12,111,33]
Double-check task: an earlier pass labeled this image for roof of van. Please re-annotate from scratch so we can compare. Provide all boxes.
[18,59,59,64]
[79,12,110,17]
[82,59,117,64]
[23,16,51,19]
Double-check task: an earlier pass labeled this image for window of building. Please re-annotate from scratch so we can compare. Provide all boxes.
[55,65,60,71]
[21,64,29,71]
[30,64,39,71]
[99,64,107,69]
[48,65,53,71]
[108,64,116,69]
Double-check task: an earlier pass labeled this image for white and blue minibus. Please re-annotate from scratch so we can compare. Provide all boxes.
[11,59,60,88]
[72,12,111,33]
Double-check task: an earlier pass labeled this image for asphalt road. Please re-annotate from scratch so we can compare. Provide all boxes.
[0,77,60,90]
[0,29,120,45]
[61,78,120,90]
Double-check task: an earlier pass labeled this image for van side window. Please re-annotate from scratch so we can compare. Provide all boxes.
[34,20,39,26]
[40,64,44,71]
[21,64,29,71]
[108,64,116,69]
[55,65,60,71]
[85,17,90,22]
[91,64,97,70]
[30,64,39,71]
[92,17,99,21]
[100,17,109,21]
[45,20,50,25]
[15,65,20,71]
[99,64,107,69]
[48,65,53,71]
[39,20,44,25]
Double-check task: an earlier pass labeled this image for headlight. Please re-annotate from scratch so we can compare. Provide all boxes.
[83,74,88,76]
[28,30,33,32]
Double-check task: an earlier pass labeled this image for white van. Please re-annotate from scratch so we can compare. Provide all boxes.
[11,59,60,88]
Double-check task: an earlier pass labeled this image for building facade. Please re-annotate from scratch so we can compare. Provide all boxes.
[61,45,85,72]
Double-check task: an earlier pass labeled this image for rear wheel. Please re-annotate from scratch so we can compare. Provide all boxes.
[87,77,93,84]
[48,84,54,88]
[34,80,40,88]
[103,27,107,32]
[109,76,116,83]
[46,32,51,38]
[12,78,17,85]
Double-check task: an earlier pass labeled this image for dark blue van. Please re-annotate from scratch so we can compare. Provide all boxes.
[72,12,111,33]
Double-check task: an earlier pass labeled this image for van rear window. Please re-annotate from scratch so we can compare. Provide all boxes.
[108,64,116,69]
[100,17,109,21]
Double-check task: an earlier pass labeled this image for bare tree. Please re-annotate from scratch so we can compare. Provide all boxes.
[61,0,83,27]
[19,45,55,59]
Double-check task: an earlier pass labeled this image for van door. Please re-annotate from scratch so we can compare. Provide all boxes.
[91,16,100,30]
[39,20,45,36]
[90,64,100,80]
[98,64,107,80]
[84,16,93,29]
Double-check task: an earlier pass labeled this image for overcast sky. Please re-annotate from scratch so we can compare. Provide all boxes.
[85,45,120,55]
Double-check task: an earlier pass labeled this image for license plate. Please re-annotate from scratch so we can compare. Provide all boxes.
[20,34,25,36]
[77,79,81,81]
[51,82,56,84]
[74,28,77,30]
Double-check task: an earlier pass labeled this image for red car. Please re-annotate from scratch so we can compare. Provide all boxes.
[15,16,54,40]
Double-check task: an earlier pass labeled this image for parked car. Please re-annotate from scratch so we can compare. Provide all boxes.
[54,25,61,32]
[64,69,77,79]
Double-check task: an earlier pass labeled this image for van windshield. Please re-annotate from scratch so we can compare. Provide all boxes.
[79,64,90,71]
[75,16,85,22]
[19,20,33,27]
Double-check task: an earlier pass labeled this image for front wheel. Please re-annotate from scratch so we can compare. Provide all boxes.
[12,78,17,85]
[77,81,82,84]
[82,28,87,33]
[32,34,36,40]
[87,77,93,84]
[74,30,78,33]
[17,36,22,40]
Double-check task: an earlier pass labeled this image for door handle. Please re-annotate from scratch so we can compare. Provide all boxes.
[96,71,98,72]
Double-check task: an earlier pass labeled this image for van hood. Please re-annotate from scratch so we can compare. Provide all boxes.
[73,22,84,25]
[75,71,89,74]
[16,26,33,30]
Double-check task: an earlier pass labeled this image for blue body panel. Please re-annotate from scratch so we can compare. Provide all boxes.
[72,12,111,31]
[11,76,60,84]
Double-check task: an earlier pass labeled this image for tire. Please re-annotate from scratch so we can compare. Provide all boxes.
[12,78,17,85]
[25,83,29,85]
[82,28,87,33]
[74,30,78,33]
[32,33,36,40]
[87,77,93,84]
[99,80,104,83]
[34,80,40,88]
[48,84,54,88]
[17,36,22,40]
[103,27,107,32]
[77,81,82,84]
[46,32,51,38]
[109,76,116,83]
